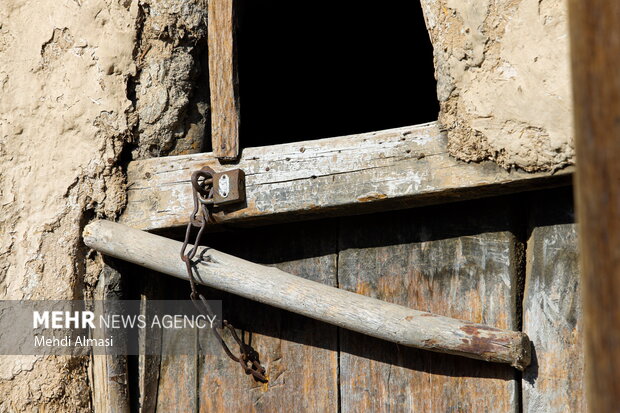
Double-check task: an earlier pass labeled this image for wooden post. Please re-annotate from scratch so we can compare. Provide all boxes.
[90,259,131,413]
[209,0,239,160]
[569,1,620,410]
[83,220,531,369]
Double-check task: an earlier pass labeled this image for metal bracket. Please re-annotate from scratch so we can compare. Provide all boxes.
[210,168,246,207]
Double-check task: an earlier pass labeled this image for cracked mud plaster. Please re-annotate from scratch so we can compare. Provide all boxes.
[0,0,210,409]
[0,0,137,410]
[132,0,209,158]
[421,0,574,171]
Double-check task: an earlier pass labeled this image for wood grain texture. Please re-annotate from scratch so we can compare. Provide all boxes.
[569,1,620,410]
[91,260,131,413]
[120,123,573,231]
[337,198,522,412]
[196,221,338,412]
[83,219,530,368]
[138,287,162,413]
[155,277,198,413]
[523,188,586,412]
[156,341,197,413]
[208,0,239,160]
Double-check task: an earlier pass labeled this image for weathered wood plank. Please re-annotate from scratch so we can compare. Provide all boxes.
[137,284,161,413]
[91,259,131,413]
[156,337,197,412]
[208,0,239,160]
[569,1,620,410]
[83,219,530,368]
[155,277,198,413]
[337,198,521,412]
[120,123,573,231]
[196,221,338,411]
[522,188,586,412]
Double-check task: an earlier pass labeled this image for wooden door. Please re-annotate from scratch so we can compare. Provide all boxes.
[135,188,583,412]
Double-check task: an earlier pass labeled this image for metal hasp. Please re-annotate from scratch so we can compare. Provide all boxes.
[212,168,245,206]
[182,166,266,382]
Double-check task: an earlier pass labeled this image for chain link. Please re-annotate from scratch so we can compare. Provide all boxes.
[180,166,267,383]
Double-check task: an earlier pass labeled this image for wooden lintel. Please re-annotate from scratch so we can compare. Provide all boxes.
[84,220,531,370]
[208,0,239,160]
[120,122,573,231]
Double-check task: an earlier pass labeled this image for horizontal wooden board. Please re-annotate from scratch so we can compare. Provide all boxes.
[120,122,572,231]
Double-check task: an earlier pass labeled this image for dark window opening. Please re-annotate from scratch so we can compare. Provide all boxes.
[237,0,439,148]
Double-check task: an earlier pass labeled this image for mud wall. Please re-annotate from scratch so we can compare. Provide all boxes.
[421,0,573,171]
[0,0,207,410]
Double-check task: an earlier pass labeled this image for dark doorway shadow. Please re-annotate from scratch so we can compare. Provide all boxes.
[237,0,439,148]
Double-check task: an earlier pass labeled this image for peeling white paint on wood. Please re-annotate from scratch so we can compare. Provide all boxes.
[120,122,572,230]
[523,200,586,412]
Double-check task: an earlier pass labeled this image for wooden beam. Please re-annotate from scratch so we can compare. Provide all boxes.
[120,122,573,231]
[208,0,239,160]
[569,1,620,410]
[83,220,531,369]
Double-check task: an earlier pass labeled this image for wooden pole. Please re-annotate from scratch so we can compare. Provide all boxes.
[208,0,240,160]
[83,220,530,370]
[569,1,620,410]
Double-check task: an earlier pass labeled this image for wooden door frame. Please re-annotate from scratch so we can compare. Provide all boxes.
[569,1,620,411]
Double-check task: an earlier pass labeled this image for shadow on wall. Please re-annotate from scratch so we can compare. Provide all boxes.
[237,0,439,147]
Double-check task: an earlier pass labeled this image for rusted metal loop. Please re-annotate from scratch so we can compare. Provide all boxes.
[181,215,208,262]
[191,167,217,204]
[191,167,215,196]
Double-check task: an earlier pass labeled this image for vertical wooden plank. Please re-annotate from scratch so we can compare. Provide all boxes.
[155,277,198,413]
[522,188,586,412]
[138,289,161,413]
[196,221,339,412]
[156,339,197,413]
[569,1,620,410]
[208,0,239,160]
[138,334,161,412]
[338,198,520,412]
[91,259,131,413]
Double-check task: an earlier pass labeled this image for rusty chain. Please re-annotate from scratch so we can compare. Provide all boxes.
[180,166,267,383]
